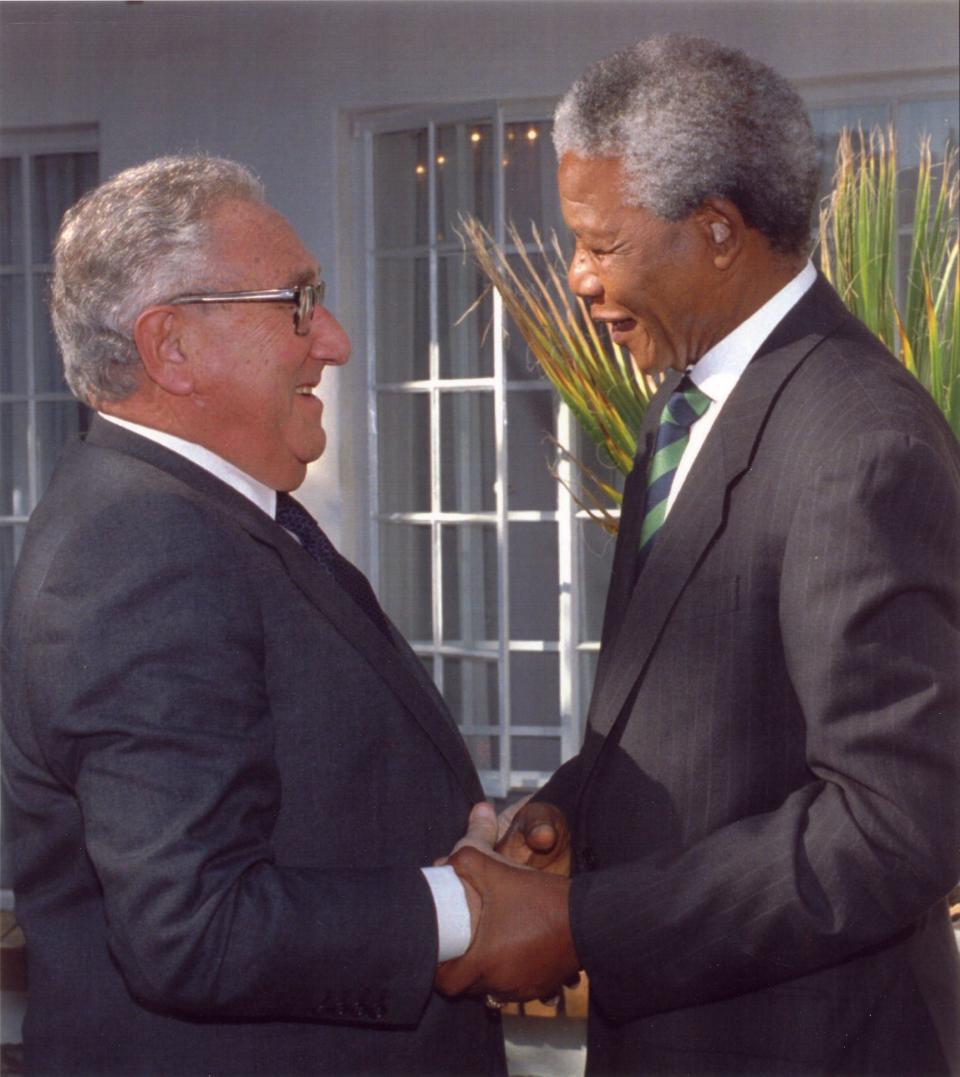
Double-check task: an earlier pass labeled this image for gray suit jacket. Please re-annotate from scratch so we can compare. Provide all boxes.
[1,418,505,1076]
[541,276,960,1075]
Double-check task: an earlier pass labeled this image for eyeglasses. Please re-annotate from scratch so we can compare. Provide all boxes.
[168,281,326,336]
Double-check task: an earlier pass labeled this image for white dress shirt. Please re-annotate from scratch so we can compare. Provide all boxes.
[98,412,472,962]
[667,260,817,515]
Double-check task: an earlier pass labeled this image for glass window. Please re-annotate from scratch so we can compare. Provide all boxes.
[0,139,97,615]
[363,105,576,795]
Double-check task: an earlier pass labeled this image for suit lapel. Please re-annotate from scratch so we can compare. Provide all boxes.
[578,274,849,784]
[85,418,482,802]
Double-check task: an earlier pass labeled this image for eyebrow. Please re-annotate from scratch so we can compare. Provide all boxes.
[287,267,321,289]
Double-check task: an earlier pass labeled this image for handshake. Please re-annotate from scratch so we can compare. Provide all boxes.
[433,800,581,1007]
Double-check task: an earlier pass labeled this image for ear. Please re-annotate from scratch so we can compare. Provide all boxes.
[694,197,745,271]
[133,307,195,396]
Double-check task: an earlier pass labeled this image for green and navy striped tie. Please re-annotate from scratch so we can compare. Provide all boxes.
[638,376,711,555]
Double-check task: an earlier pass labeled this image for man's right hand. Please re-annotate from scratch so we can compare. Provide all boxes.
[434,845,579,1003]
[496,799,571,876]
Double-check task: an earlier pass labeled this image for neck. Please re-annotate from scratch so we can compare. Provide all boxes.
[716,247,806,337]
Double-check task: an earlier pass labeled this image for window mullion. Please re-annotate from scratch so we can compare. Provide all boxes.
[492,107,511,797]
[363,130,381,595]
[23,154,39,512]
[427,122,445,697]
[556,401,582,757]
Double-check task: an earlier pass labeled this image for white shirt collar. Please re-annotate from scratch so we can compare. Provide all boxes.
[690,260,817,405]
[98,413,277,519]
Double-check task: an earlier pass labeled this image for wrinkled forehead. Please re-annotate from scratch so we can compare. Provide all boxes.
[206,199,319,288]
[557,154,632,232]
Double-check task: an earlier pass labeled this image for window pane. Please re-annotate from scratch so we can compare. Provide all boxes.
[504,120,562,236]
[32,271,68,393]
[441,523,497,644]
[0,275,28,394]
[31,152,98,263]
[1,157,24,264]
[0,401,30,516]
[445,656,499,732]
[378,522,432,640]
[579,650,599,729]
[509,521,558,638]
[376,257,429,382]
[440,391,495,512]
[377,391,430,513]
[512,734,561,773]
[464,732,500,770]
[510,652,560,726]
[896,98,960,227]
[898,98,960,166]
[438,255,493,379]
[437,121,493,241]
[36,400,85,493]
[808,104,890,198]
[374,129,428,249]
[504,250,558,381]
[579,516,618,642]
[507,388,556,510]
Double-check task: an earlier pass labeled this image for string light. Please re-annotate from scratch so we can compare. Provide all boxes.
[526,127,538,141]
[415,164,426,176]
[436,154,446,166]
[470,131,482,144]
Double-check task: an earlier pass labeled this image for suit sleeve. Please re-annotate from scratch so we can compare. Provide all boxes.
[25,493,438,1024]
[569,428,960,1020]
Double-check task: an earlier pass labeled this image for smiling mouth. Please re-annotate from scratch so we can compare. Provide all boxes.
[599,318,637,339]
[294,385,318,398]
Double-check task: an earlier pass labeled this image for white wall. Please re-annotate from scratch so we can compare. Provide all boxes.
[2,0,957,548]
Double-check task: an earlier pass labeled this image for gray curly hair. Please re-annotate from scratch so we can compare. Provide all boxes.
[51,155,265,404]
[553,35,819,256]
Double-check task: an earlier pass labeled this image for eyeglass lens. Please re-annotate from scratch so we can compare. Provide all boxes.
[295,283,325,335]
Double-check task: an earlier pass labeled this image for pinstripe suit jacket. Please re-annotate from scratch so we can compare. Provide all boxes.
[542,276,960,1075]
[1,418,506,1076]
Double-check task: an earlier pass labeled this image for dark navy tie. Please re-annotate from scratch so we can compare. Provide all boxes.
[276,492,394,642]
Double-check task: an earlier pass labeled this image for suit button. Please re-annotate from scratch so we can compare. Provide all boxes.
[580,846,597,870]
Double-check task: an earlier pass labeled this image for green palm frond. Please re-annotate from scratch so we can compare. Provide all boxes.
[458,217,656,523]
[819,127,959,434]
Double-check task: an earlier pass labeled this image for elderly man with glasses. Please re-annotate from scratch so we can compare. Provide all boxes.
[1,155,507,1077]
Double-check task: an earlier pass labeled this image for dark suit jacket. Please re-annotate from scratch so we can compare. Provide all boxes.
[540,276,960,1075]
[1,418,506,1076]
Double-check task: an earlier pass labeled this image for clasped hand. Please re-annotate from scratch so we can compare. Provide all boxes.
[434,800,580,1004]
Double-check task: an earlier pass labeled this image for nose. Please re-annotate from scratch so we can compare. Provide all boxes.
[567,248,602,300]
[309,306,351,366]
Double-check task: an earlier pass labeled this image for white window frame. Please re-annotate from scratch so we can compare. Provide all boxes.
[356,100,592,797]
[0,126,98,608]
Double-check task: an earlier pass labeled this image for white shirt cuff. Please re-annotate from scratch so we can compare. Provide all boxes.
[421,865,472,962]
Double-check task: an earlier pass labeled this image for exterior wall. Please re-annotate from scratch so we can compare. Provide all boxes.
[2,0,957,549]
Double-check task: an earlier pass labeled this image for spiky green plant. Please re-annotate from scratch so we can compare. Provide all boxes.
[459,217,655,529]
[819,127,959,433]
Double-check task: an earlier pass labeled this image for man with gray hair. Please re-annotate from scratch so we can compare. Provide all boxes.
[1,155,507,1076]
[436,35,960,1075]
